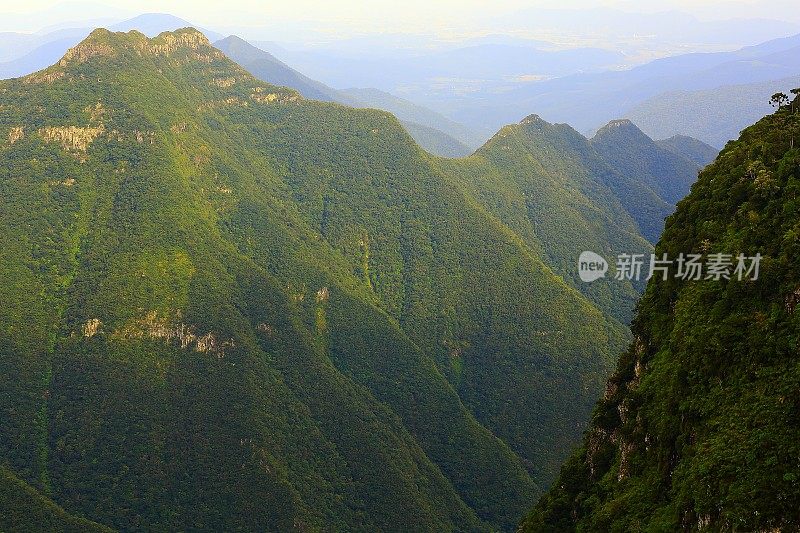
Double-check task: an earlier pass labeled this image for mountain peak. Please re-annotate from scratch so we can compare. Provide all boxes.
[591,118,655,147]
[594,118,641,135]
[15,27,221,84]
[520,113,550,127]
[57,27,212,66]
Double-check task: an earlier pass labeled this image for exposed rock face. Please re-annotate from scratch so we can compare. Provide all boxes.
[315,287,330,303]
[112,311,234,357]
[210,77,236,88]
[138,30,218,57]
[48,178,76,187]
[7,126,23,144]
[39,125,105,152]
[82,318,102,337]
[59,42,116,66]
[250,87,299,104]
[22,71,65,84]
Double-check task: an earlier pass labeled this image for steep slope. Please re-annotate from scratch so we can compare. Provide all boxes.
[339,87,485,149]
[0,28,632,530]
[591,119,703,205]
[436,115,656,324]
[523,95,800,531]
[400,119,473,158]
[214,36,479,157]
[0,466,111,532]
[656,134,718,168]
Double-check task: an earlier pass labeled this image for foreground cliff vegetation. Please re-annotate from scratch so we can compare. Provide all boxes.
[523,92,800,531]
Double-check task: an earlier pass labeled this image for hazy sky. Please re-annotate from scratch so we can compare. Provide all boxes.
[3,0,798,36]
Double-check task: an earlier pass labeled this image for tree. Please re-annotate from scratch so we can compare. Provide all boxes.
[770,92,789,110]
[791,88,800,113]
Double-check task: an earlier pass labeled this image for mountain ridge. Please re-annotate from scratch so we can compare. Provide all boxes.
[523,90,800,532]
[0,27,641,530]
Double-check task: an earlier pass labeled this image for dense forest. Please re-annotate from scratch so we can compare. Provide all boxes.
[523,92,800,531]
[0,28,639,531]
[0,27,722,531]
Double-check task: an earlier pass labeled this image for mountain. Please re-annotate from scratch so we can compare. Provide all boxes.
[627,75,800,148]
[0,25,479,158]
[214,35,348,104]
[399,120,473,158]
[0,28,93,62]
[0,36,81,79]
[338,87,485,149]
[0,466,110,532]
[0,14,221,79]
[435,115,656,324]
[214,35,480,157]
[522,94,800,531]
[0,28,643,530]
[655,135,719,167]
[590,119,704,205]
[430,32,800,140]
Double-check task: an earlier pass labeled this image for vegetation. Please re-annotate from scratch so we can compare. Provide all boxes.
[590,119,704,207]
[436,115,655,324]
[0,28,648,531]
[522,91,800,531]
[655,135,718,168]
[215,35,480,157]
[0,466,111,532]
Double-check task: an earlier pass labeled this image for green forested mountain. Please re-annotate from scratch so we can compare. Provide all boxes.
[436,115,655,324]
[0,466,111,532]
[655,134,719,168]
[0,28,642,531]
[523,94,800,531]
[213,35,479,157]
[591,119,704,206]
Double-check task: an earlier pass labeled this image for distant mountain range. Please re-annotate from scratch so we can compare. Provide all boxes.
[2,13,799,151]
[434,32,800,147]
[628,74,800,148]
